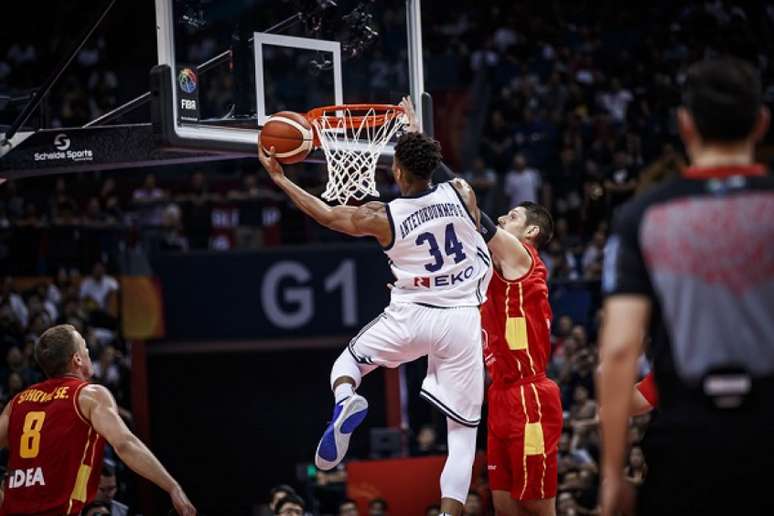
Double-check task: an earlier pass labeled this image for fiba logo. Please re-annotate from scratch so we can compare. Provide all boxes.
[178,68,197,94]
[54,133,70,151]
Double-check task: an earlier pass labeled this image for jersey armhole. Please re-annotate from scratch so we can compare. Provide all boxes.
[447,182,478,227]
[382,203,396,250]
[494,244,536,283]
[72,382,91,425]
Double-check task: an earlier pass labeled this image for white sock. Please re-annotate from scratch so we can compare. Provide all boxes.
[334,383,354,404]
[440,418,478,502]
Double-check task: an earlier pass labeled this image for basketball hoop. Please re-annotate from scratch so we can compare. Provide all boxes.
[307,104,407,205]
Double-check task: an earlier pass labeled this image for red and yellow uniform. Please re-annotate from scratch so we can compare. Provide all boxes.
[481,243,563,500]
[2,376,104,516]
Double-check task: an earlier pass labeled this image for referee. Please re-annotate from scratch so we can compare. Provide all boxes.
[598,57,774,515]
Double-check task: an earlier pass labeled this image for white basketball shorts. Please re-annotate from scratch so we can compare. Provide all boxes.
[347,301,484,427]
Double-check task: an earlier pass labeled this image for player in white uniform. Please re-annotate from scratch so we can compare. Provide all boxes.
[259,127,492,516]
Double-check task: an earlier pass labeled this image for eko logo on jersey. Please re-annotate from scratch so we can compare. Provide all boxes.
[413,265,476,288]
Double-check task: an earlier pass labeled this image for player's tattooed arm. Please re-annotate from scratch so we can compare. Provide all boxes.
[350,201,392,244]
[312,200,391,245]
[258,147,391,243]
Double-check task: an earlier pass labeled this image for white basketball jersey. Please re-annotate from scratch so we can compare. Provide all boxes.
[384,182,493,307]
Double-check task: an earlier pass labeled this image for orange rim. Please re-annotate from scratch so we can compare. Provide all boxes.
[306,103,405,129]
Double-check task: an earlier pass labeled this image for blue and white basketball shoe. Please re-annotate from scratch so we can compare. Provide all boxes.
[314,393,368,470]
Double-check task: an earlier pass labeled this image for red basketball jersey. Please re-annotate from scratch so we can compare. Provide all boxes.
[2,376,104,516]
[481,243,553,383]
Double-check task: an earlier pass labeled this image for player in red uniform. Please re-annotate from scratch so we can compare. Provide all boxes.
[478,203,561,516]
[0,324,196,515]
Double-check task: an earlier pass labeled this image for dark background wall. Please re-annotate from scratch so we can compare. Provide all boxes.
[147,347,388,515]
[151,243,393,340]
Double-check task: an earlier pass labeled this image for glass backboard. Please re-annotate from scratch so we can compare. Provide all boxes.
[155,0,425,154]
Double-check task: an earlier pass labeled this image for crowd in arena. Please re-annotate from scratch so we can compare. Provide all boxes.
[2,1,774,515]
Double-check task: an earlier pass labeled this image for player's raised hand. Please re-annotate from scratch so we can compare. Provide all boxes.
[258,144,285,182]
[399,96,420,132]
[170,484,197,516]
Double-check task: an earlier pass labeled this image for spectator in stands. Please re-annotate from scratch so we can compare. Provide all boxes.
[598,78,633,124]
[558,432,596,476]
[94,466,129,516]
[274,494,305,516]
[98,177,123,222]
[92,345,122,393]
[160,204,189,252]
[544,239,579,281]
[0,301,24,349]
[338,499,359,516]
[568,347,596,403]
[79,262,119,312]
[257,485,298,516]
[604,151,638,213]
[480,110,512,171]
[552,315,575,350]
[25,310,52,342]
[1,277,28,328]
[50,178,79,225]
[581,230,606,280]
[180,172,214,249]
[31,284,58,321]
[556,491,579,516]
[558,470,598,514]
[571,325,589,350]
[463,158,497,214]
[570,385,597,424]
[1,346,39,387]
[83,197,112,226]
[81,501,112,516]
[412,424,446,456]
[58,296,87,326]
[132,174,166,226]
[368,498,388,516]
[504,154,542,208]
[462,491,483,516]
[0,181,24,221]
[625,446,647,488]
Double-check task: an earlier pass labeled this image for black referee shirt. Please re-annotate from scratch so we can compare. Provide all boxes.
[603,164,774,424]
[603,164,774,514]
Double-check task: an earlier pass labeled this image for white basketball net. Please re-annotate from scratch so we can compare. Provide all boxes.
[311,107,407,205]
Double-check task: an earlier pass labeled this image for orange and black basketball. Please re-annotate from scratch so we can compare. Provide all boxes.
[259,111,314,164]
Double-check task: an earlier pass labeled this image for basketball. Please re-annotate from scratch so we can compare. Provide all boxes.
[259,111,314,164]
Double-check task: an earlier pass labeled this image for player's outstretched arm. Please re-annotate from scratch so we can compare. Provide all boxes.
[258,146,391,244]
[79,384,196,516]
[474,209,533,279]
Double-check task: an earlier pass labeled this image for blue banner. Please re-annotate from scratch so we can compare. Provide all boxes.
[150,243,393,340]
